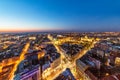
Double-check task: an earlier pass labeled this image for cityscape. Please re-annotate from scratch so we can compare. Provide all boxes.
[0,32,120,80]
[0,0,120,80]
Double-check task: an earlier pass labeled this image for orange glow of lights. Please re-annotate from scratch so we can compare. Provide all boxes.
[38,51,45,60]
[46,34,98,80]
[106,73,109,76]
[9,43,30,80]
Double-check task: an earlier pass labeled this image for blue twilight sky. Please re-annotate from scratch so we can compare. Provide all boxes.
[0,0,120,32]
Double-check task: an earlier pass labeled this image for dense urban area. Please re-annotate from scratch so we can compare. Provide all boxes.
[0,32,120,80]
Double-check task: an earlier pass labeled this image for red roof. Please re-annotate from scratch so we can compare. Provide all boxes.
[85,70,98,80]
[101,74,120,80]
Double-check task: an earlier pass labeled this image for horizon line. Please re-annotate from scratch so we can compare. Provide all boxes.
[0,30,119,33]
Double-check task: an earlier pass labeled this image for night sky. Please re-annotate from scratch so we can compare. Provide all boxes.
[0,0,120,32]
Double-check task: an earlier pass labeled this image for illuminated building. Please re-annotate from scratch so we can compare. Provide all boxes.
[14,65,40,80]
[76,59,90,80]
[50,53,61,69]
[29,37,36,40]
[115,57,120,66]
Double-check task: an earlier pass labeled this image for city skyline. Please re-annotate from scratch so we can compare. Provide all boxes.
[0,0,120,32]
